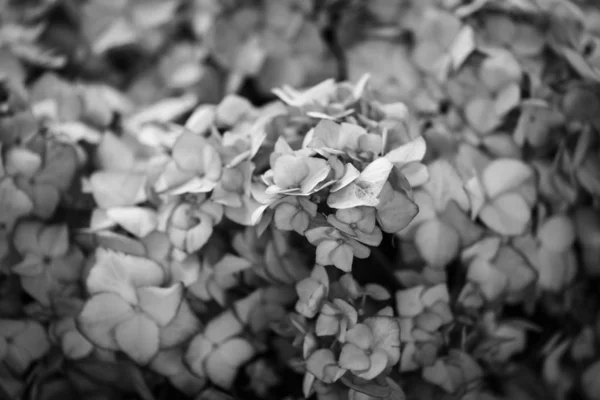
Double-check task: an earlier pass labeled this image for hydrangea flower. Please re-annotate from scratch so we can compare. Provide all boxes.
[11,221,84,306]
[154,132,222,195]
[305,227,370,272]
[0,319,50,375]
[6,140,78,218]
[185,293,260,389]
[338,314,401,380]
[78,248,199,364]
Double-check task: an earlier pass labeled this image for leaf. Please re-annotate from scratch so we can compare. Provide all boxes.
[89,171,148,208]
[115,314,159,365]
[77,292,135,350]
[137,284,183,327]
[414,219,460,267]
[328,158,394,209]
[479,193,531,236]
[482,158,534,199]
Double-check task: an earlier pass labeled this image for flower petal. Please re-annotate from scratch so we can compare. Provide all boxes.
[339,343,370,372]
[115,314,159,365]
[77,292,135,350]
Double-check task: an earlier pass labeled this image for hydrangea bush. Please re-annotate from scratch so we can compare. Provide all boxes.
[2,0,600,400]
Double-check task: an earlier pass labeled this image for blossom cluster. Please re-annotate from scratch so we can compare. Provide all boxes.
[1,0,600,400]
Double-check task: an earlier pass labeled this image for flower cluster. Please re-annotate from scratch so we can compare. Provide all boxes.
[2,1,600,400]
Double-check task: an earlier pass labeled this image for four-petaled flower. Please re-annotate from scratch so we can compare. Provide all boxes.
[305,226,370,272]
[338,313,401,380]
